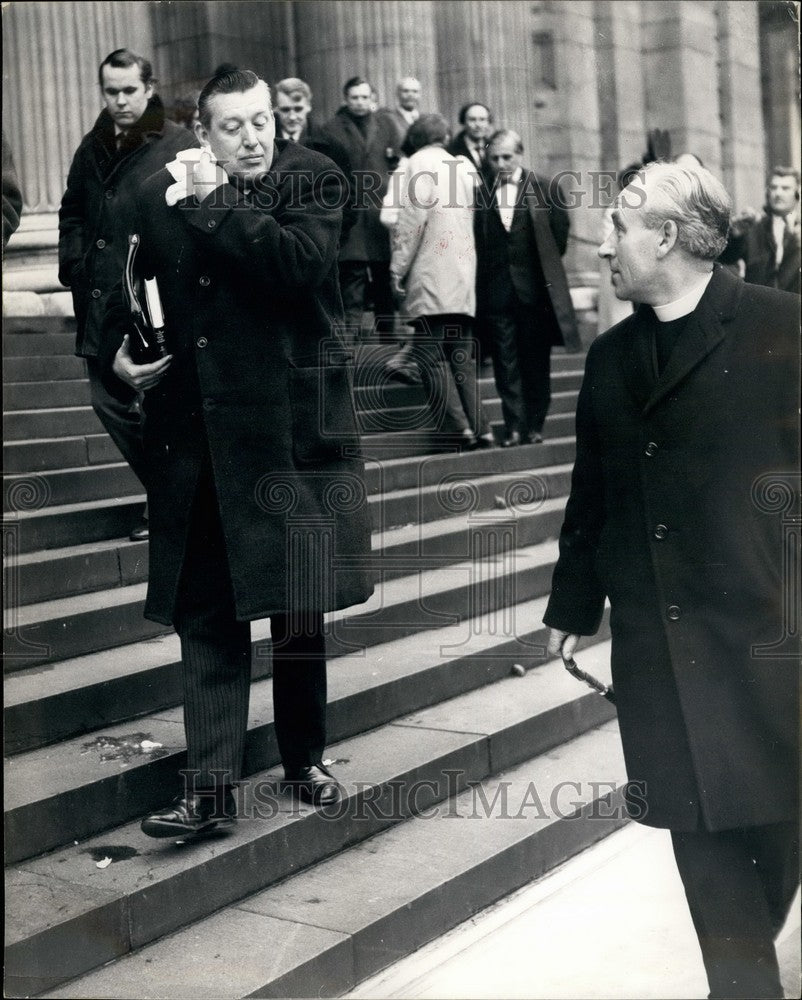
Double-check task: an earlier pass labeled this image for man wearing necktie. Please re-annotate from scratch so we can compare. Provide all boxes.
[545,162,799,999]
[58,48,196,541]
[448,102,492,171]
[474,129,580,447]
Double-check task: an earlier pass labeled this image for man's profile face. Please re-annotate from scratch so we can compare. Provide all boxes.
[767,174,799,217]
[196,81,276,182]
[487,137,522,182]
[275,91,311,138]
[464,105,490,142]
[397,79,420,111]
[101,64,154,128]
[598,181,663,303]
[345,83,372,118]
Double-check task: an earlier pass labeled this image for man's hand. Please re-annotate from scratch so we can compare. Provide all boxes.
[390,273,406,306]
[113,334,172,391]
[547,628,580,660]
[165,149,228,206]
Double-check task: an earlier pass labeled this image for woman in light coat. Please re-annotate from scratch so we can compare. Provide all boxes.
[390,114,494,449]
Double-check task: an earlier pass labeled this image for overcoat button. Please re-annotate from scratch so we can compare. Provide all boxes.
[207,219,217,229]
[199,275,211,286]
[645,441,658,457]
[197,337,208,348]
[667,605,681,621]
[91,288,102,299]
[96,238,106,249]
[105,189,114,199]
[654,524,668,540]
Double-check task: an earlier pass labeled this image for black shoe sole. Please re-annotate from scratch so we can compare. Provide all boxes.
[140,816,235,839]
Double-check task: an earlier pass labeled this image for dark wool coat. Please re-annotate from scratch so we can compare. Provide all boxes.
[103,139,373,625]
[544,266,800,832]
[474,169,581,352]
[58,96,197,357]
[319,107,399,262]
[720,211,801,296]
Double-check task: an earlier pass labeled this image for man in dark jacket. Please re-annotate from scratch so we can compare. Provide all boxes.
[474,129,580,447]
[321,76,400,339]
[106,70,373,837]
[545,162,799,999]
[720,166,801,295]
[58,49,196,540]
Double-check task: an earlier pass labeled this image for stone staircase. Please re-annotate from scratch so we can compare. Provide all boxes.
[3,317,623,999]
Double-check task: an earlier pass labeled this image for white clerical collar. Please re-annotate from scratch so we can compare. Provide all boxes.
[653,271,713,322]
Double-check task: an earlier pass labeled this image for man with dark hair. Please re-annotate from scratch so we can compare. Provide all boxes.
[721,166,801,295]
[273,77,352,189]
[321,76,400,339]
[474,129,580,447]
[59,48,196,541]
[105,69,373,837]
[546,162,799,999]
[448,102,492,170]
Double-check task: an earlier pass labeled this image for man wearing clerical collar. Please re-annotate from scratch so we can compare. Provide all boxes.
[546,161,799,1000]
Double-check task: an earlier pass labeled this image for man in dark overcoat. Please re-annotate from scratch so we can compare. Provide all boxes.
[105,69,373,837]
[545,162,800,999]
[474,129,581,447]
[321,76,400,338]
[58,48,196,540]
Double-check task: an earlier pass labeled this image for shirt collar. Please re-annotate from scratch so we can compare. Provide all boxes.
[653,271,713,322]
[500,166,523,186]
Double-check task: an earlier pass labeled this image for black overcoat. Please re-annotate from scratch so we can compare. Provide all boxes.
[58,97,197,357]
[104,139,373,625]
[545,266,799,831]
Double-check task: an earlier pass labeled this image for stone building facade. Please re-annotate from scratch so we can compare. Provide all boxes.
[2,0,800,301]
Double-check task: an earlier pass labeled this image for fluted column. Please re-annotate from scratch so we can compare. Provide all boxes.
[715,1,765,210]
[2,1,152,213]
[294,1,438,124]
[641,0,722,172]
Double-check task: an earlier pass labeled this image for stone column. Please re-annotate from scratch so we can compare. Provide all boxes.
[294,1,438,125]
[715,1,766,210]
[640,0,722,172]
[593,0,647,173]
[759,1,802,175]
[2,0,153,214]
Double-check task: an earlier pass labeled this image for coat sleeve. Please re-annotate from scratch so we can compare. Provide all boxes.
[185,164,343,290]
[546,177,570,257]
[543,345,608,635]
[58,144,89,287]
[390,159,431,282]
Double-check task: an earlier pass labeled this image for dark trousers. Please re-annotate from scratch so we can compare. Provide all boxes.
[486,298,552,436]
[671,820,799,999]
[410,314,490,439]
[85,357,148,487]
[339,259,394,340]
[173,459,327,789]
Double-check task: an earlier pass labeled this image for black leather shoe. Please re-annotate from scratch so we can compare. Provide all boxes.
[129,519,149,542]
[282,764,341,806]
[141,790,236,838]
[474,432,496,449]
[501,431,527,448]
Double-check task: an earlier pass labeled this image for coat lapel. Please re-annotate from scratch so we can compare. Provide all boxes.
[621,306,658,411]
[643,266,742,414]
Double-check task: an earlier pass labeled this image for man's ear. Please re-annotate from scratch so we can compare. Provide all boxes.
[194,119,210,148]
[656,219,679,258]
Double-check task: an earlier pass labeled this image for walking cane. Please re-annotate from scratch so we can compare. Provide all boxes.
[562,653,616,705]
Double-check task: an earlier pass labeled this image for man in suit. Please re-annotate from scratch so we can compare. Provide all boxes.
[720,166,800,295]
[382,76,422,145]
[59,49,196,541]
[447,102,492,171]
[321,76,400,339]
[474,129,580,447]
[106,69,373,837]
[545,162,799,999]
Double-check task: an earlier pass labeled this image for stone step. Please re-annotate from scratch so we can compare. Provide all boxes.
[40,721,625,1000]
[5,641,618,995]
[3,406,104,441]
[3,461,142,512]
[6,438,576,553]
[4,355,87,382]
[2,330,77,356]
[4,379,91,411]
[5,509,574,753]
[2,316,77,335]
[4,537,561,671]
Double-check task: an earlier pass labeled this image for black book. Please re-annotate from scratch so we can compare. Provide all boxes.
[123,233,168,364]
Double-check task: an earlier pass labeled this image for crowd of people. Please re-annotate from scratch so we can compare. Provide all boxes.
[2,47,799,1000]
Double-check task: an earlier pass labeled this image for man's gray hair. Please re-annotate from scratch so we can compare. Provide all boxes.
[637,161,732,260]
[487,129,524,155]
